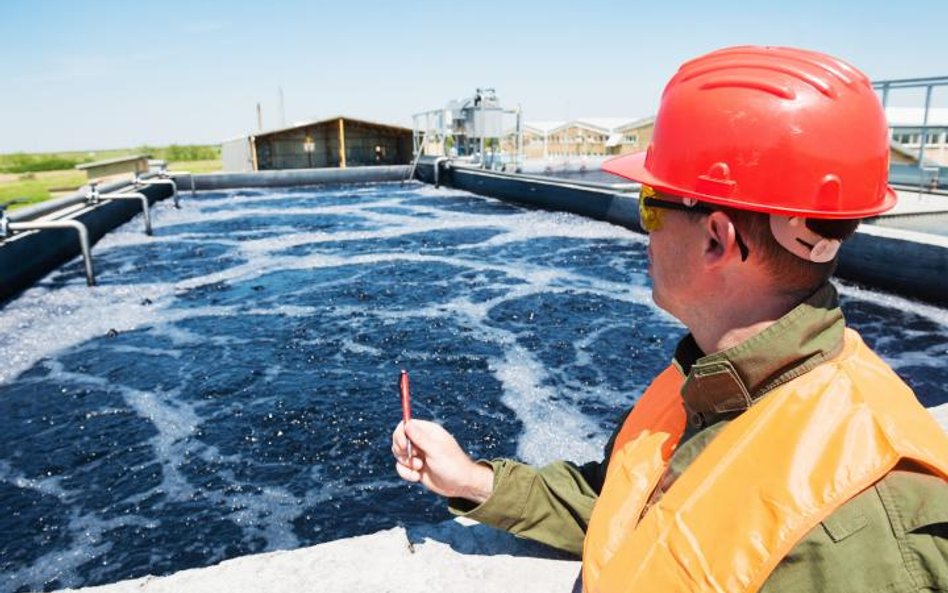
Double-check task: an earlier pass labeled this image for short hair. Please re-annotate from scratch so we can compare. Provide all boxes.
[716,207,860,298]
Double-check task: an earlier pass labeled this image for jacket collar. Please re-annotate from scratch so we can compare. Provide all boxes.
[674,283,845,429]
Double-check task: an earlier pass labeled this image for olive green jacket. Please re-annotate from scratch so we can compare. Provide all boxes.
[451,285,948,592]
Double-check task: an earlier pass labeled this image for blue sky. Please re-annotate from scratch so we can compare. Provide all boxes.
[1,0,946,153]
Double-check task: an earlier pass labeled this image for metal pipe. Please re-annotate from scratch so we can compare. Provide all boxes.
[405,130,430,184]
[516,105,523,171]
[872,76,948,90]
[919,84,933,171]
[433,157,450,188]
[136,176,179,208]
[108,192,152,235]
[86,182,152,235]
[7,219,96,286]
[180,166,410,190]
[94,190,151,235]
[9,174,150,223]
[165,170,195,198]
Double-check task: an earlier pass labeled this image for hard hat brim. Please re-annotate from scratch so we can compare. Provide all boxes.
[601,150,692,203]
[602,151,653,187]
[601,151,899,219]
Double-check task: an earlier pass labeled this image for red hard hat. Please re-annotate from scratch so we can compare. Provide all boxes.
[603,46,897,219]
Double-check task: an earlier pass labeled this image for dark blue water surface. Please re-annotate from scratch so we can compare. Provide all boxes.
[0,182,945,592]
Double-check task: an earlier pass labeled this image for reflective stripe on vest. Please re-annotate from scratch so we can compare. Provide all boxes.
[583,328,948,593]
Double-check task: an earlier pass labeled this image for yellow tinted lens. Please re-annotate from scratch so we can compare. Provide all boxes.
[638,186,663,232]
[639,201,663,232]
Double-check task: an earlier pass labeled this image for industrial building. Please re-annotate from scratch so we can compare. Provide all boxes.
[413,89,523,169]
[516,112,937,174]
[222,116,413,172]
[886,107,948,166]
[515,117,655,160]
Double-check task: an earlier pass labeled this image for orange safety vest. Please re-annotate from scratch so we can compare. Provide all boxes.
[583,328,948,593]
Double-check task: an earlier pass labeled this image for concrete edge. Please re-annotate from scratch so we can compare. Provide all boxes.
[53,517,582,593]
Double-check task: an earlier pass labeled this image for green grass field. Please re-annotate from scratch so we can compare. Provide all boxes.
[0,170,89,209]
[0,147,222,210]
[170,159,222,174]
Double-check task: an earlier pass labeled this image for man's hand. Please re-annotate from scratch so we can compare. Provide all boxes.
[392,419,494,504]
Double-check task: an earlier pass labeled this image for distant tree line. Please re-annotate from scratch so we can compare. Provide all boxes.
[0,144,221,174]
[138,144,220,162]
[0,154,80,174]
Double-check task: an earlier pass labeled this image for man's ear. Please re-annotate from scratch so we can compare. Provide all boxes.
[704,212,739,265]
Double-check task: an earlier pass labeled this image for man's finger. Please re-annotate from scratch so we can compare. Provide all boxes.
[395,461,420,483]
[393,422,414,458]
[392,445,406,463]
[404,418,437,447]
[392,421,406,446]
[393,447,416,469]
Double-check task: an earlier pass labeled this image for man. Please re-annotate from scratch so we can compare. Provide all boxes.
[392,46,948,592]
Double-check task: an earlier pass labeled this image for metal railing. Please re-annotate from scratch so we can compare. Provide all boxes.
[87,182,153,235]
[134,172,179,208]
[874,76,948,174]
[0,171,182,291]
[0,201,96,286]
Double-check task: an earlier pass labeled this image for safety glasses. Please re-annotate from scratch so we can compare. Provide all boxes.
[639,185,750,261]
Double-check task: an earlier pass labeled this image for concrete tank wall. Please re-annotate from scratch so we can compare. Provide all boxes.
[837,225,948,304]
[0,180,174,305]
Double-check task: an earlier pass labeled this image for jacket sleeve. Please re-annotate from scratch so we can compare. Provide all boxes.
[447,457,605,557]
[445,408,631,557]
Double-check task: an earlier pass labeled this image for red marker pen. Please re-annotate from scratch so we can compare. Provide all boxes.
[399,370,413,458]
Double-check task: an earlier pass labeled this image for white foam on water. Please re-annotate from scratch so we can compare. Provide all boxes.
[837,280,948,326]
[376,250,656,464]
[402,183,480,198]
[243,304,320,318]
[0,459,68,500]
[0,471,163,591]
[0,282,176,384]
[836,281,948,399]
[3,517,112,591]
[492,343,604,464]
[40,360,199,498]
[339,338,383,357]
[108,344,184,359]
[386,283,606,463]
[227,196,659,464]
